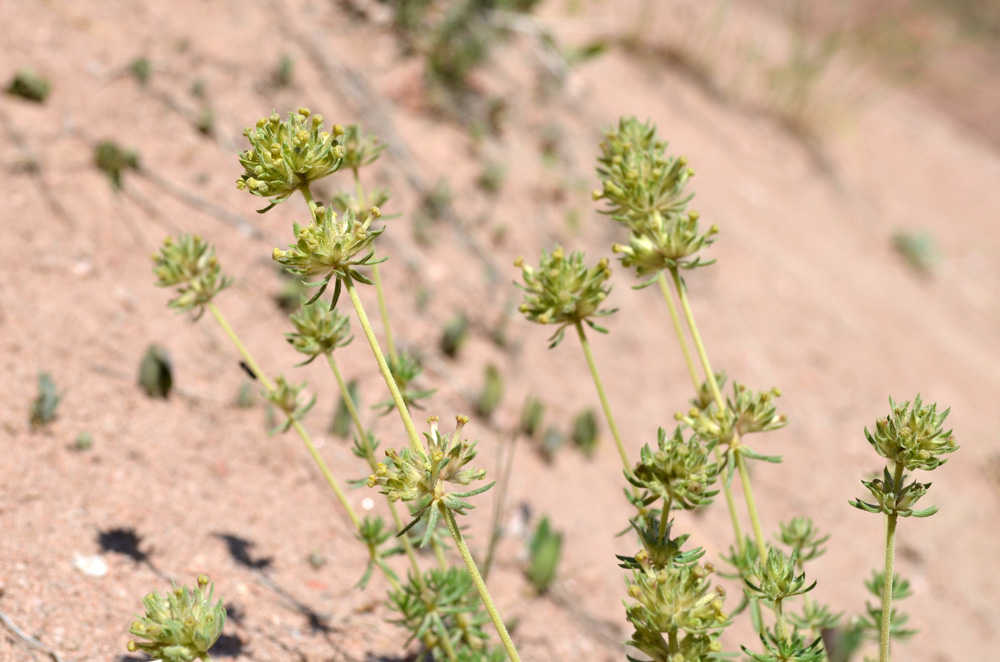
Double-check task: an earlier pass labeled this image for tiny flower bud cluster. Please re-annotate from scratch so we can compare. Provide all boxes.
[286,298,353,365]
[743,547,816,603]
[153,234,232,319]
[865,395,957,472]
[237,108,346,205]
[514,246,616,347]
[263,375,316,434]
[368,416,495,547]
[730,383,787,436]
[126,575,225,662]
[340,124,386,175]
[593,116,718,274]
[272,204,385,305]
[627,426,721,511]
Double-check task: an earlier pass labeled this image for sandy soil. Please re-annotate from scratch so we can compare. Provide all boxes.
[1,1,998,661]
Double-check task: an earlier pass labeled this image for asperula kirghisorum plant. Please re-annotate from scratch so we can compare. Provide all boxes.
[236,108,345,208]
[126,575,226,662]
[514,246,616,347]
[286,297,353,365]
[272,204,385,306]
[153,234,232,319]
[368,415,495,547]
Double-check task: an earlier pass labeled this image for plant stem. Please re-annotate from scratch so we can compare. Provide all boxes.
[326,353,423,581]
[483,431,518,581]
[442,506,521,662]
[344,274,423,455]
[372,264,398,364]
[659,498,671,540]
[668,267,768,561]
[657,272,700,392]
[774,598,789,645]
[736,451,768,563]
[206,303,361,532]
[574,320,631,473]
[880,463,904,662]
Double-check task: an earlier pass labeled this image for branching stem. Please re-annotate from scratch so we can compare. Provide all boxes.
[880,463,904,662]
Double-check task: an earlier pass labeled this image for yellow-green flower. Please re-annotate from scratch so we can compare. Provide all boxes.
[237,108,345,209]
[153,235,232,319]
[126,575,225,662]
[514,246,616,347]
[273,204,385,306]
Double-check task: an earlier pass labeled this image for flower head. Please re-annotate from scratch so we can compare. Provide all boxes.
[153,235,232,319]
[514,246,616,347]
[286,298,352,365]
[368,416,494,547]
[627,426,720,512]
[126,575,225,662]
[237,108,345,208]
[272,204,385,306]
[865,395,957,472]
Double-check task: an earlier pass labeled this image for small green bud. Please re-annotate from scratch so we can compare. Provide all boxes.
[126,576,226,662]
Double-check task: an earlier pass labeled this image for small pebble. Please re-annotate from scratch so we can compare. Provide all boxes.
[72,553,108,577]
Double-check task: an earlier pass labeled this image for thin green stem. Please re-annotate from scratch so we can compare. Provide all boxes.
[736,451,768,563]
[880,463,904,662]
[657,272,700,392]
[774,598,789,645]
[484,432,519,580]
[573,320,631,473]
[663,271,746,550]
[344,274,423,455]
[659,498,671,540]
[437,626,460,662]
[667,630,679,655]
[326,353,423,582]
[209,303,273,392]
[372,264,397,365]
[206,304,363,533]
[442,506,521,662]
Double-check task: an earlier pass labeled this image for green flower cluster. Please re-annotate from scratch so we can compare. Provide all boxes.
[390,567,502,660]
[514,246,616,347]
[153,235,232,319]
[272,204,385,305]
[286,298,353,365]
[864,395,957,471]
[237,108,345,206]
[624,558,728,662]
[263,375,316,435]
[368,416,495,546]
[126,575,225,662]
[594,116,718,274]
[627,426,720,512]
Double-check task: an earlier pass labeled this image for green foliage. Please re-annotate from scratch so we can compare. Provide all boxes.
[519,395,545,438]
[892,230,939,275]
[29,372,63,429]
[570,408,599,457]
[73,431,94,452]
[525,516,562,594]
[153,234,233,319]
[127,575,225,662]
[477,364,504,419]
[286,298,353,365]
[440,312,469,359]
[94,141,139,190]
[235,380,255,409]
[262,375,316,435]
[129,57,152,85]
[374,349,435,414]
[138,345,173,399]
[273,54,295,88]
[6,68,51,102]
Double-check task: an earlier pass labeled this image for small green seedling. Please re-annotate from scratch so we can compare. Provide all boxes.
[274,54,295,88]
[477,364,504,419]
[73,431,94,452]
[129,57,152,86]
[235,381,255,409]
[6,68,51,102]
[571,408,599,457]
[526,516,562,594]
[138,345,173,399]
[476,160,507,197]
[29,372,63,429]
[519,395,545,438]
[440,312,469,358]
[892,230,939,275]
[94,141,139,190]
[540,425,564,462]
